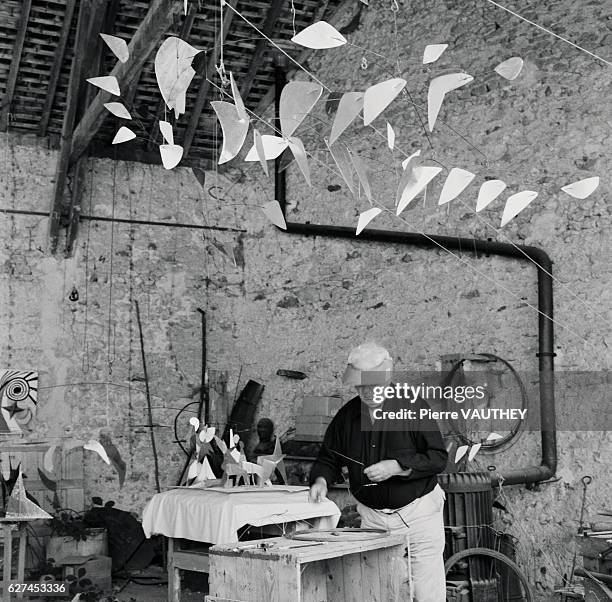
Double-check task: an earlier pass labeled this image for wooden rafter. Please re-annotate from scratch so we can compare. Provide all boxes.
[87,0,123,102]
[147,5,198,151]
[48,0,104,253]
[239,0,286,102]
[1,0,33,131]
[65,0,122,256]
[123,67,145,109]
[182,0,239,157]
[69,0,183,164]
[38,0,77,137]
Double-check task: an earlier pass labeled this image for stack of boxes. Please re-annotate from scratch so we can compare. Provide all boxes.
[295,396,344,441]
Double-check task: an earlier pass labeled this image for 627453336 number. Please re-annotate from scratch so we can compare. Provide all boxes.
[7,581,68,596]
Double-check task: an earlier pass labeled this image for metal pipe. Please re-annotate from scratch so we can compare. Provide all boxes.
[279,224,557,486]
[273,74,556,487]
[575,567,612,588]
[274,57,287,214]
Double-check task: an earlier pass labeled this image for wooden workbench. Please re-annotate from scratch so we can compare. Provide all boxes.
[143,486,341,602]
[206,533,410,602]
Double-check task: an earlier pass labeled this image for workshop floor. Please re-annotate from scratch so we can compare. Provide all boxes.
[112,567,208,601]
[114,581,205,601]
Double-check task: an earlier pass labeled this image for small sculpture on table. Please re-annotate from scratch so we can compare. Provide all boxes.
[183,418,287,489]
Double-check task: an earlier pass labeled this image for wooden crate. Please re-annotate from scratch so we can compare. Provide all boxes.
[208,534,410,602]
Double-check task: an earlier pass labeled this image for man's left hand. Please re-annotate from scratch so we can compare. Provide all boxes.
[364,459,404,482]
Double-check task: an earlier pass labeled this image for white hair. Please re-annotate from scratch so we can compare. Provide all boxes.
[347,341,393,370]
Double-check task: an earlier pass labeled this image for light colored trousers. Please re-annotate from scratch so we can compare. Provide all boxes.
[357,484,447,602]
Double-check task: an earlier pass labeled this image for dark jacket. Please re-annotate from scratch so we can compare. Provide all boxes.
[309,395,448,509]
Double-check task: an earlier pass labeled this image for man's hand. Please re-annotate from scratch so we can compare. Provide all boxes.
[364,459,406,482]
[309,477,328,503]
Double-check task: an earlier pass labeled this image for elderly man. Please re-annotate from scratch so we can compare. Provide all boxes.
[309,342,448,602]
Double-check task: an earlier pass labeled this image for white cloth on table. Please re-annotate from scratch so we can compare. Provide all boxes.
[142,486,341,544]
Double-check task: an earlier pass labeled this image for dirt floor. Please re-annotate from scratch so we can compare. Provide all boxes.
[113,581,205,602]
[111,567,208,601]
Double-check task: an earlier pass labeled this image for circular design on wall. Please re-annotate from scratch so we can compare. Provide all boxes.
[0,371,38,431]
[5,378,30,402]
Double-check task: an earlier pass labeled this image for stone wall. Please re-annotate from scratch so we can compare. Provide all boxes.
[1,0,611,597]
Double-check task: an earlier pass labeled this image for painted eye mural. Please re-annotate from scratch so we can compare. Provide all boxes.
[0,370,38,434]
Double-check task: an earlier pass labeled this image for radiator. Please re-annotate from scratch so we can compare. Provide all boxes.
[439,472,497,601]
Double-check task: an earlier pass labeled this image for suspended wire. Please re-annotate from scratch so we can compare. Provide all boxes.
[213,88,607,343]
[204,4,609,353]
[81,162,95,373]
[484,0,612,68]
[357,122,610,334]
[291,0,297,38]
[107,160,118,375]
[223,2,331,91]
[390,6,435,154]
[452,195,611,330]
[205,78,597,350]
[369,125,609,330]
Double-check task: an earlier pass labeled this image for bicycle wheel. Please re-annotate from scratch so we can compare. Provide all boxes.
[445,547,533,602]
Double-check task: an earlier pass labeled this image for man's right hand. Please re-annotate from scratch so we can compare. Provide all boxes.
[309,477,328,503]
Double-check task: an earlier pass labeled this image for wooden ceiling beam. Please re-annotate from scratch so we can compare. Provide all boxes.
[1,0,33,131]
[65,0,122,256]
[182,0,239,157]
[239,0,285,102]
[48,0,105,253]
[69,0,183,164]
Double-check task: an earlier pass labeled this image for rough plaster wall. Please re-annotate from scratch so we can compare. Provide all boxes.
[0,0,610,597]
[0,134,248,511]
[269,0,611,596]
[237,0,610,595]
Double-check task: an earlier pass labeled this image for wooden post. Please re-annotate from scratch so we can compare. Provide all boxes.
[16,525,26,600]
[167,537,181,602]
[64,0,121,257]
[3,524,14,601]
[48,0,101,253]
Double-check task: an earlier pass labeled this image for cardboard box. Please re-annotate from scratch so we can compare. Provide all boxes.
[295,415,330,426]
[62,555,112,594]
[300,396,343,416]
[294,420,329,441]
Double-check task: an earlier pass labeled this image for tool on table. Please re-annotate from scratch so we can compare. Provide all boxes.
[232,540,323,553]
[275,541,324,550]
